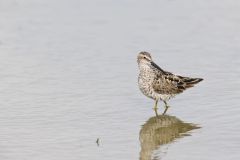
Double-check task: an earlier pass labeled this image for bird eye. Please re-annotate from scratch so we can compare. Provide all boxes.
[143,56,146,59]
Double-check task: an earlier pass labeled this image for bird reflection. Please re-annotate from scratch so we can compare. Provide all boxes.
[139,114,200,160]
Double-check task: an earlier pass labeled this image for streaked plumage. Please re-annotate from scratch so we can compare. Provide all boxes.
[137,51,203,114]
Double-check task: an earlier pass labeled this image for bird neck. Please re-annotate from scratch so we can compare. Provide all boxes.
[139,63,152,72]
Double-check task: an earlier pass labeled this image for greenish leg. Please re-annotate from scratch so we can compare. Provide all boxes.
[162,101,170,115]
[153,100,159,117]
[154,108,159,117]
[154,100,159,109]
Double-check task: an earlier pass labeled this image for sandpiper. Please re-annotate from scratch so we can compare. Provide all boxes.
[137,51,203,114]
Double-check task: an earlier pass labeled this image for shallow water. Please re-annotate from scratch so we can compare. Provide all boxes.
[0,0,240,160]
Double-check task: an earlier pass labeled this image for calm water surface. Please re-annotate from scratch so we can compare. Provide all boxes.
[0,0,240,160]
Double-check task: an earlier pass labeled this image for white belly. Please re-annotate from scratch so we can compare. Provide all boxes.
[158,94,175,101]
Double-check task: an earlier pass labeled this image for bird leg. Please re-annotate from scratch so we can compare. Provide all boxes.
[162,101,170,115]
[153,100,159,109]
[153,100,159,116]
[154,108,159,116]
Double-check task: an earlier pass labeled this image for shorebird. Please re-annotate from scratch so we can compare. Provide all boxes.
[137,51,203,114]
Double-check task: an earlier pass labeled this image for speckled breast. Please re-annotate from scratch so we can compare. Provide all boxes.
[138,73,158,100]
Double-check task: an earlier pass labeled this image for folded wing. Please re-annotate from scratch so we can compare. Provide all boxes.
[152,73,203,94]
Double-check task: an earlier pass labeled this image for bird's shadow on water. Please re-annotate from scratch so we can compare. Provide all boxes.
[139,113,200,160]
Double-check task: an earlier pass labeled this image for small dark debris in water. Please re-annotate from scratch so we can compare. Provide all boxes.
[96,138,100,146]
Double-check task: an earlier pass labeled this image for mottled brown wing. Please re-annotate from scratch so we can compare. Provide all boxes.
[152,74,203,94]
[152,74,184,94]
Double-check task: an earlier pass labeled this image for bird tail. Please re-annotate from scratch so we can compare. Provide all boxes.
[182,77,203,88]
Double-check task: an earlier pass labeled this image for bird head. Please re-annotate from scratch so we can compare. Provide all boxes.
[137,51,152,65]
